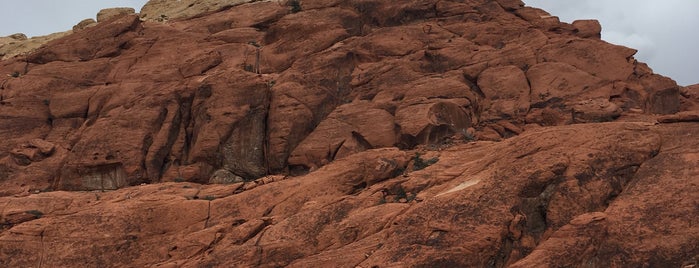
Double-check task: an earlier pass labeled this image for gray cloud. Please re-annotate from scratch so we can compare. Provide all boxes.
[525,0,699,86]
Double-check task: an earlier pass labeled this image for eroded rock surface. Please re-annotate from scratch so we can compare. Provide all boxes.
[1,123,697,267]
[0,0,697,267]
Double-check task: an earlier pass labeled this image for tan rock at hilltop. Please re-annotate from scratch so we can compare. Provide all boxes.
[0,31,71,60]
[96,7,136,22]
[72,18,97,31]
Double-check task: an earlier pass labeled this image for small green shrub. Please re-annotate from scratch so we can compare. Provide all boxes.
[203,195,216,201]
[10,71,20,78]
[464,132,476,141]
[378,186,417,204]
[289,0,302,13]
[413,152,438,171]
[173,177,185,183]
[393,186,407,202]
[26,210,44,219]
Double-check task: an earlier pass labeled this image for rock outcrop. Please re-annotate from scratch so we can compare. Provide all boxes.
[140,0,254,21]
[96,7,136,22]
[0,7,137,61]
[0,0,697,267]
[0,31,71,60]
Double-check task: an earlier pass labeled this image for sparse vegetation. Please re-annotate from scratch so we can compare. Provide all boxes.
[157,14,169,22]
[463,130,476,142]
[174,177,185,182]
[10,71,20,78]
[413,152,438,171]
[289,0,302,13]
[378,186,417,204]
[26,210,44,219]
[203,195,216,201]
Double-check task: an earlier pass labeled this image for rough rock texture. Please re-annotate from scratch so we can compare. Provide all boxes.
[140,0,255,21]
[73,18,98,31]
[2,123,698,267]
[96,7,136,22]
[0,31,71,60]
[1,0,698,267]
[572,19,601,39]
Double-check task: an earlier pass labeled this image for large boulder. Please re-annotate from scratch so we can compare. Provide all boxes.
[96,7,136,22]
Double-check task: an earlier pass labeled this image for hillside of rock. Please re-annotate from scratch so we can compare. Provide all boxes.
[1,0,698,267]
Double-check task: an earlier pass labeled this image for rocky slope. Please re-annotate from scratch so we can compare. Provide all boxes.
[1,0,698,267]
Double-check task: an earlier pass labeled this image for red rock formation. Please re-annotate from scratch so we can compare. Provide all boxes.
[0,0,697,267]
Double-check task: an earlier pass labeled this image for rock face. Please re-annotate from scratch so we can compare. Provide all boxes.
[0,0,697,267]
[96,7,136,22]
[0,31,71,60]
[140,0,254,21]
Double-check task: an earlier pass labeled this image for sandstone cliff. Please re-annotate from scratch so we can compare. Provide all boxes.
[0,0,698,267]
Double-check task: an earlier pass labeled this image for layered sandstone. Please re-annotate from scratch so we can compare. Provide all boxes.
[0,0,697,267]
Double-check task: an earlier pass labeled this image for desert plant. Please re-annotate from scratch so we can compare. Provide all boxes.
[10,71,20,78]
[289,0,302,13]
[203,195,216,201]
[394,186,408,202]
[462,129,476,142]
[413,152,438,171]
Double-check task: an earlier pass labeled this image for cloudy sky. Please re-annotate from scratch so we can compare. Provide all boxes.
[0,0,147,36]
[0,0,696,85]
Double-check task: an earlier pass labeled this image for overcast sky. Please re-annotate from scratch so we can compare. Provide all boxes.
[0,0,696,86]
[0,0,147,36]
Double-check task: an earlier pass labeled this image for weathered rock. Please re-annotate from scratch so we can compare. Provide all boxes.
[209,169,245,184]
[657,110,699,123]
[477,65,531,120]
[1,123,696,267]
[395,99,472,147]
[8,33,27,40]
[538,38,637,81]
[140,0,251,22]
[680,84,699,111]
[0,0,696,266]
[572,19,602,39]
[96,7,136,22]
[0,31,71,60]
[73,18,97,31]
[571,98,622,123]
[288,101,397,171]
[529,61,603,101]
